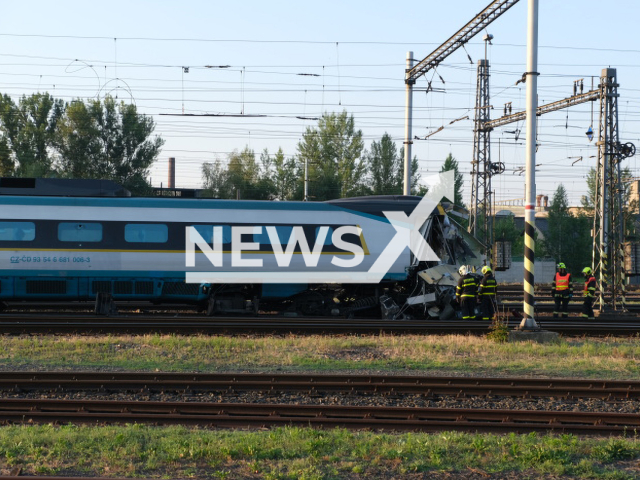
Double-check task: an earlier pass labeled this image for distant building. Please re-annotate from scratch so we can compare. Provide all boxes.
[494,194,550,238]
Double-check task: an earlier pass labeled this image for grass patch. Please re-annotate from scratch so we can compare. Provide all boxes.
[1,425,640,479]
[1,334,640,379]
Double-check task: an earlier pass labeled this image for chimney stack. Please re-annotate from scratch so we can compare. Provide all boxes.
[168,157,175,189]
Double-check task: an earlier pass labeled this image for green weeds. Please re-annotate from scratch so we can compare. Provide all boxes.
[1,425,640,479]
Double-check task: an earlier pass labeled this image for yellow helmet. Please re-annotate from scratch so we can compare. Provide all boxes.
[582,267,592,275]
[558,262,566,269]
[481,265,492,275]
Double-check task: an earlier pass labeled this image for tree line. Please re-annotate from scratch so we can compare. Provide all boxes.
[201,111,439,201]
[0,92,163,195]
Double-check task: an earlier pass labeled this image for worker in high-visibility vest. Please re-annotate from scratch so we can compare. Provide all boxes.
[551,262,572,318]
[456,265,478,320]
[477,265,498,321]
[580,266,596,320]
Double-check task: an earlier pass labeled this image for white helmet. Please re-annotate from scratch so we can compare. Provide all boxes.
[458,265,468,276]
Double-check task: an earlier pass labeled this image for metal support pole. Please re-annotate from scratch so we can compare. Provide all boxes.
[593,68,624,311]
[469,57,492,259]
[304,157,309,201]
[403,51,414,196]
[520,0,539,329]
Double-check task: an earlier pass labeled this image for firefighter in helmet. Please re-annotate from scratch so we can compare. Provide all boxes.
[551,262,572,318]
[477,265,498,321]
[456,265,478,320]
[580,267,596,320]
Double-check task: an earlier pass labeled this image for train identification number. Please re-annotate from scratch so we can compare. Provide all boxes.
[9,256,91,264]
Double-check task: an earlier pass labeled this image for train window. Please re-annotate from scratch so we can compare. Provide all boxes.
[314,226,334,246]
[58,222,102,242]
[192,225,231,244]
[125,224,168,243]
[0,221,35,241]
[255,226,293,245]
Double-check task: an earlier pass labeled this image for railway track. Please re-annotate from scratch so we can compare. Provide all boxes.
[1,372,638,436]
[1,398,636,435]
[0,313,639,335]
[3,371,640,399]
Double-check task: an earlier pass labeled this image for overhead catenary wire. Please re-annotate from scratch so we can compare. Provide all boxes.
[0,30,632,203]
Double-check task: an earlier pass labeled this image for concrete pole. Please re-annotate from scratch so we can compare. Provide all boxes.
[403,51,414,196]
[520,0,539,329]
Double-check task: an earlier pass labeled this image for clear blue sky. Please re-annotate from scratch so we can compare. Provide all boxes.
[2,0,640,205]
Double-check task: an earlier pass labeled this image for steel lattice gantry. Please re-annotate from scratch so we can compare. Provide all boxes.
[469,59,493,252]
[403,0,521,195]
[593,68,625,311]
[406,0,520,84]
[482,67,632,311]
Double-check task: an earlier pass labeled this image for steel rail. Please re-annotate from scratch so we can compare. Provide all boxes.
[0,314,639,335]
[0,398,636,435]
[2,372,640,400]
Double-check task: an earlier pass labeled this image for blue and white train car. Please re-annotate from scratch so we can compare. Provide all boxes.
[0,178,470,317]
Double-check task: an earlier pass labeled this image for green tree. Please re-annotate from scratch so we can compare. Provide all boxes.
[270,148,297,200]
[0,92,63,177]
[297,111,366,200]
[494,214,524,256]
[583,165,634,207]
[544,184,572,261]
[0,137,13,176]
[84,96,163,194]
[0,93,162,195]
[202,146,280,200]
[398,147,427,196]
[367,133,401,195]
[581,167,597,209]
[54,99,102,179]
[582,165,637,237]
[544,184,591,274]
[226,146,262,199]
[201,159,231,198]
[440,153,464,206]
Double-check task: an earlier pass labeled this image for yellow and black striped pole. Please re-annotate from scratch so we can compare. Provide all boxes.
[520,0,540,330]
[523,214,536,321]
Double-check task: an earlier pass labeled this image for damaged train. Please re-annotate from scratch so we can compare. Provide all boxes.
[0,178,485,318]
